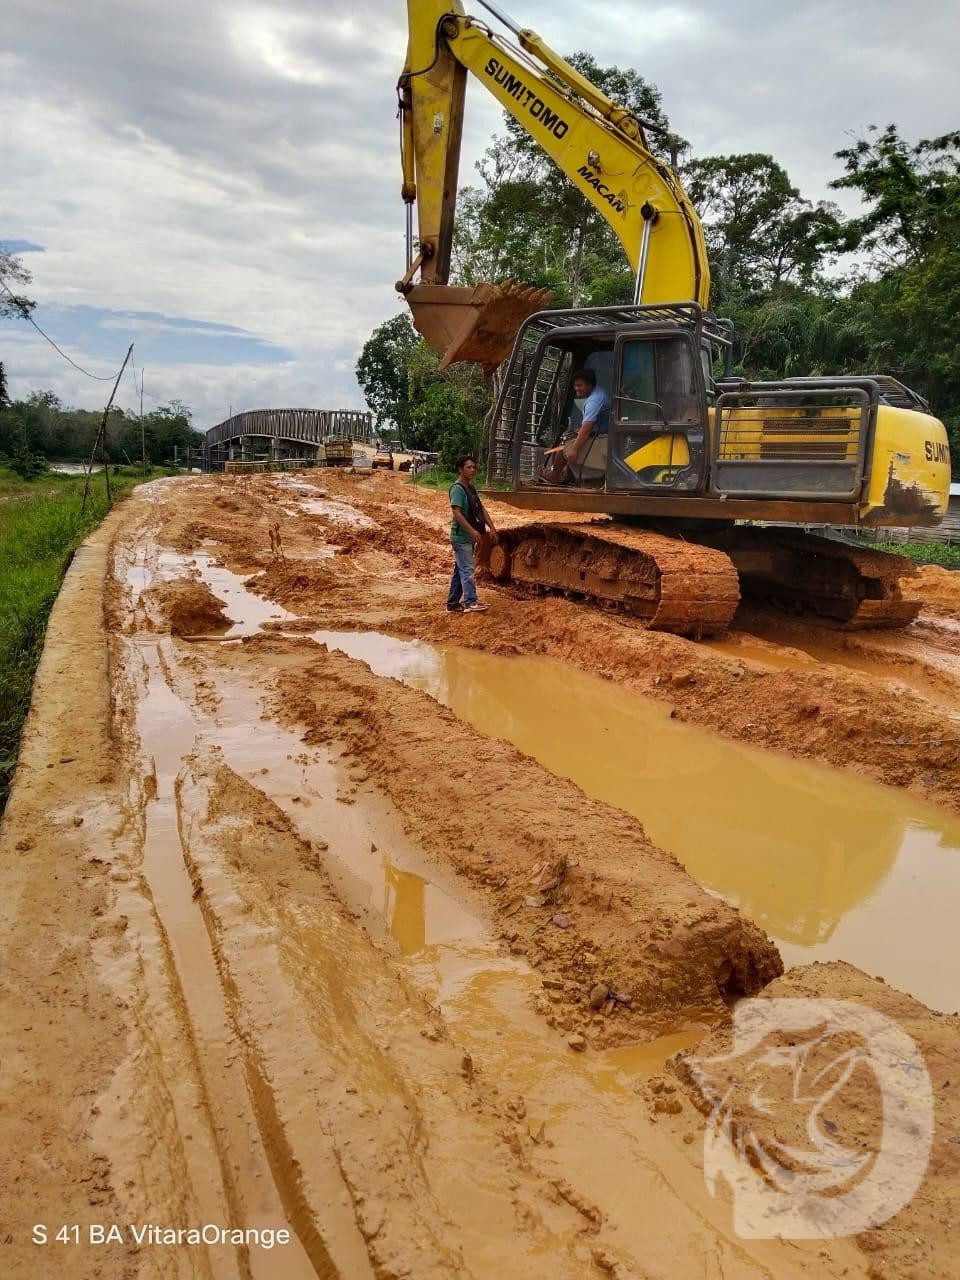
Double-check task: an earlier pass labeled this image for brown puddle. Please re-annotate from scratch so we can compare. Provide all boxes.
[200,693,730,1271]
[187,550,297,635]
[301,497,378,527]
[143,654,699,1094]
[208,690,487,960]
[311,630,960,1014]
[703,634,822,673]
[145,549,960,1008]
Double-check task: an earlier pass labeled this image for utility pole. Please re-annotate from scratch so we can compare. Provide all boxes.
[83,343,134,513]
[140,365,147,477]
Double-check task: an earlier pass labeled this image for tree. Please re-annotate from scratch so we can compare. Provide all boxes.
[682,153,848,299]
[0,249,36,318]
[8,447,49,481]
[828,128,960,461]
[406,339,490,457]
[355,308,492,462]
[831,125,960,269]
[356,314,419,443]
[116,401,199,465]
[411,383,478,470]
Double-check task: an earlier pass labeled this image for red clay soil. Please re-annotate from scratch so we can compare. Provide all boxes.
[649,961,960,1280]
[231,633,783,1042]
[151,472,960,815]
[4,474,958,1280]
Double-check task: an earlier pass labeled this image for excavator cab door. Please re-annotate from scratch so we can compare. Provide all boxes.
[606,331,708,493]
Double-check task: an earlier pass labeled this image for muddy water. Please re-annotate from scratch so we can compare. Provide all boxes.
[703,635,822,673]
[208,686,707,1072]
[313,631,960,1013]
[186,551,297,636]
[210,692,486,959]
[173,546,960,1007]
[193,682,779,1275]
[131,647,749,1272]
[301,497,377,527]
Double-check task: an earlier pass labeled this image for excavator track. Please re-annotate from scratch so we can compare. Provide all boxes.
[482,522,741,638]
[481,523,922,637]
[705,528,922,630]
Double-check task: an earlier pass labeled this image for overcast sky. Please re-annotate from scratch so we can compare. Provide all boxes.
[2,0,957,431]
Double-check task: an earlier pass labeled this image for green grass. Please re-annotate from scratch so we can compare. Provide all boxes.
[881,540,960,569]
[408,467,458,490]
[0,465,140,811]
[0,467,80,500]
[408,466,500,491]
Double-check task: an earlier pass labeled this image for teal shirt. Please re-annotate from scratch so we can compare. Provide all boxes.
[449,480,474,544]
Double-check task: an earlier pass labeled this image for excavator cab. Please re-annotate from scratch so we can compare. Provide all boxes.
[489,303,727,494]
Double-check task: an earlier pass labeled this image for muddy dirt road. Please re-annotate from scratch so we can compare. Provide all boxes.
[2,470,959,1278]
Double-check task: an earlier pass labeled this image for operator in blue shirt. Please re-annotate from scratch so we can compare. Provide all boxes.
[566,368,611,469]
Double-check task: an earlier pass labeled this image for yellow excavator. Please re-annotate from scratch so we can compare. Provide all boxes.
[397,0,951,636]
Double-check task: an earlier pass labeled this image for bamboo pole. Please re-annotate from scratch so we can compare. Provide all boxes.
[82,343,133,514]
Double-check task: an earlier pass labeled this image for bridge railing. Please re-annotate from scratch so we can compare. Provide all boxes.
[205,408,373,448]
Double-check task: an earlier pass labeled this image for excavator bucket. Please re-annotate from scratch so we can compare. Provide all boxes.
[405,280,553,374]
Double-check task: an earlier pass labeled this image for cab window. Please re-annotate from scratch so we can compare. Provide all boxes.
[618,341,656,422]
[617,338,699,425]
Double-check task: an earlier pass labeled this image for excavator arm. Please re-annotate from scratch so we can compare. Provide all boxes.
[398,0,710,369]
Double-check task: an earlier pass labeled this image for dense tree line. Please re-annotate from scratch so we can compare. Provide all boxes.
[357,58,960,476]
[0,389,202,476]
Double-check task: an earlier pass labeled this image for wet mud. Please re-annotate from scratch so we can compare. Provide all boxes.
[653,962,960,1280]
[181,473,960,814]
[304,629,960,1013]
[3,471,960,1278]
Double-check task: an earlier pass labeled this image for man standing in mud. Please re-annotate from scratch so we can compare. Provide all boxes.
[447,454,497,613]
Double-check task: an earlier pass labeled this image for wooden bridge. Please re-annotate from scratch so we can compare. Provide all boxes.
[203,408,374,470]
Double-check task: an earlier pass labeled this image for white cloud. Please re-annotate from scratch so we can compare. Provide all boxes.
[2,0,957,430]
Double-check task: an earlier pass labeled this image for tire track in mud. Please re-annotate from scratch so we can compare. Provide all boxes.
[157,665,831,1280]
[111,525,610,1278]
[130,637,342,1280]
[43,475,956,1280]
[108,503,355,1277]
[106,492,844,1278]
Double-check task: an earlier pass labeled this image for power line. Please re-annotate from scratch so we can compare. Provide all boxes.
[0,279,125,382]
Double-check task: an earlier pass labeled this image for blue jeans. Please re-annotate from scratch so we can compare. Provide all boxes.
[447,540,477,608]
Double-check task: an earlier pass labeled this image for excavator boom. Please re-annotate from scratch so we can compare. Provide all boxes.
[398,0,709,368]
